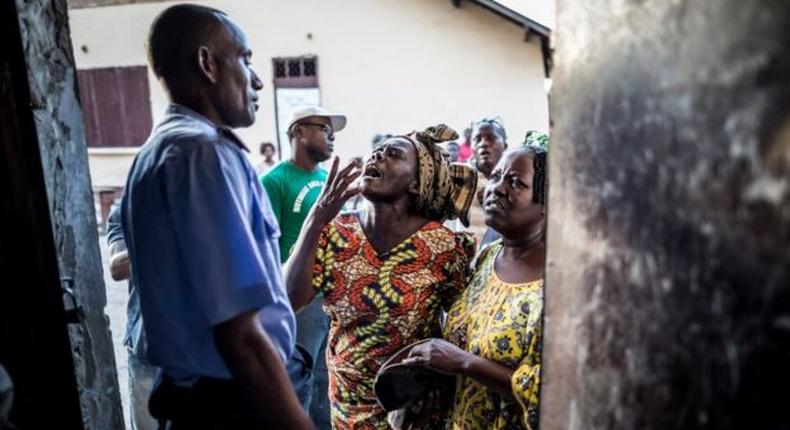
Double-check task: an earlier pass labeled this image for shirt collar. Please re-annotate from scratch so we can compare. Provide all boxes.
[167,103,250,152]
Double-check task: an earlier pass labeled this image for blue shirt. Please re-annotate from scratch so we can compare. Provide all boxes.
[121,104,296,383]
[106,205,148,359]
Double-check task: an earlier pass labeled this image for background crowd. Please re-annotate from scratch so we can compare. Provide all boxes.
[109,4,549,430]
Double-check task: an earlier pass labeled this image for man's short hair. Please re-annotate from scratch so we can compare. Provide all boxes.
[260,142,275,154]
[146,4,228,83]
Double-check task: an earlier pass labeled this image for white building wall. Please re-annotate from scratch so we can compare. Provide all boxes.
[69,0,549,188]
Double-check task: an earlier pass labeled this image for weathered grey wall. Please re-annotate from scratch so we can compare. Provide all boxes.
[15,0,124,428]
[542,1,790,429]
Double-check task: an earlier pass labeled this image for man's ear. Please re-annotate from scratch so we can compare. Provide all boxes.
[292,125,303,140]
[197,46,218,84]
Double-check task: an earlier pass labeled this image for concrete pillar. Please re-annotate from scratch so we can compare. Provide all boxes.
[14,1,124,428]
[542,1,790,429]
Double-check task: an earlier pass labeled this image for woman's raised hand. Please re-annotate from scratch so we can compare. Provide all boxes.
[312,156,362,226]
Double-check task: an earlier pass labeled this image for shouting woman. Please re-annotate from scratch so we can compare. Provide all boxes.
[285,124,478,429]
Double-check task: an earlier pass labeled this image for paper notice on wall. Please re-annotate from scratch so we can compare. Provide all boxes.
[275,87,321,160]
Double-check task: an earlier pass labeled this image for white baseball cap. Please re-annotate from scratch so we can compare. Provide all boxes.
[287,106,347,132]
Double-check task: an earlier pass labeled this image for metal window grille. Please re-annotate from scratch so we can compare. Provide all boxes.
[272,56,318,88]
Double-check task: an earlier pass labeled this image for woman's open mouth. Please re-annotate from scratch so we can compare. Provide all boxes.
[363,165,382,179]
[484,197,505,211]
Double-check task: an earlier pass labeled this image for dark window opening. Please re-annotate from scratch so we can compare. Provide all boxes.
[272,55,318,88]
[274,59,286,78]
[288,59,301,77]
[303,58,316,76]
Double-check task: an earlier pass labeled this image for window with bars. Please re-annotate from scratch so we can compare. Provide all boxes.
[272,56,318,88]
[272,55,320,159]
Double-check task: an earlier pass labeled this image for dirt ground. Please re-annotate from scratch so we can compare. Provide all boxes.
[98,233,132,429]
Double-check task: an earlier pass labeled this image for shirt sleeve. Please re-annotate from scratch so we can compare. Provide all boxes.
[511,305,543,430]
[261,171,283,225]
[439,232,476,310]
[106,204,125,246]
[163,142,273,326]
[311,223,334,295]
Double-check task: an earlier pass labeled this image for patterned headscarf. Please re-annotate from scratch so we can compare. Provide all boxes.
[523,130,549,149]
[398,124,478,226]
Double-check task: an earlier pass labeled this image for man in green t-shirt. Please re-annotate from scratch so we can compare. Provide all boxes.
[261,106,346,429]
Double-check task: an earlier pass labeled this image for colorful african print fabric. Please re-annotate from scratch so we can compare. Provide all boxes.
[443,240,543,430]
[312,213,475,430]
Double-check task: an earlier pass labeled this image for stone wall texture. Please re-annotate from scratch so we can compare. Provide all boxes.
[542,1,790,429]
[15,0,124,428]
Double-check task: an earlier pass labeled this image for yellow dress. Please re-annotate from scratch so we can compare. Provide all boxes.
[443,240,543,430]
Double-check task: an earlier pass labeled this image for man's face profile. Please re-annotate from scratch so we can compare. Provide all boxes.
[206,19,263,128]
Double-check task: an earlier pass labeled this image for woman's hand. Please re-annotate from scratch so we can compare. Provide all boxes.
[405,339,518,398]
[311,156,362,226]
[284,156,361,311]
[402,339,473,375]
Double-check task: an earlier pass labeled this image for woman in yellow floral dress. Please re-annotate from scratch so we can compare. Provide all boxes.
[284,125,478,429]
[404,142,547,430]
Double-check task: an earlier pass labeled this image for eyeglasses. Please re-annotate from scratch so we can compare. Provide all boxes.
[296,122,334,139]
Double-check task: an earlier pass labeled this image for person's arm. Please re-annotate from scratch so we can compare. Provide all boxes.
[108,240,131,281]
[215,310,314,429]
[283,157,361,311]
[261,171,283,226]
[402,339,515,397]
[261,172,289,261]
[106,204,131,281]
[460,352,516,396]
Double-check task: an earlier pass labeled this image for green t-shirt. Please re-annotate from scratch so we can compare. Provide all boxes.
[261,161,327,262]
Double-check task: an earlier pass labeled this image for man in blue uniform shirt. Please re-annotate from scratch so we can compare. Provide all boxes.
[107,204,157,430]
[121,4,313,428]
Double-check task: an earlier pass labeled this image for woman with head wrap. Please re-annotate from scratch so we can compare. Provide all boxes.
[284,124,478,429]
[404,138,549,430]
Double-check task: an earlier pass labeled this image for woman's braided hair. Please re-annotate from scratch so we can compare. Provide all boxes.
[519,131,549,205]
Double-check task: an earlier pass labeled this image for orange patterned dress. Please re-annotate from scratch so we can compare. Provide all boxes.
[312,213,475,430]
